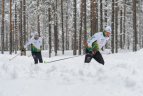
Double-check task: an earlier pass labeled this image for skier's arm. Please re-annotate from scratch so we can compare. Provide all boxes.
[84,40,89,48]
[24,37,33,48]
[87,33,99,47]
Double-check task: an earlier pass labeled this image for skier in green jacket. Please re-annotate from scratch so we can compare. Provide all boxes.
[24,32,43,64]
[85,26,111,65]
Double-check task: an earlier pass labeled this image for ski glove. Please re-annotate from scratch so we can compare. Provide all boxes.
[21,48,26,51]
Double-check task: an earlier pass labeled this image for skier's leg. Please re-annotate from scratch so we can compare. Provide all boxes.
[32,52,38,64]
[84,53,93,63]
[37,52,43,63]
[92,51,104,65]
[84,48,93,63]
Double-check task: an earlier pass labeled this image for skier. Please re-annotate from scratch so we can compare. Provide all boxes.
[84,26,111,65]
[24,32,43,64]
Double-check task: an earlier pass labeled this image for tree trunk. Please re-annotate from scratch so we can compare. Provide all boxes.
[104,0,107,26]
[14,4,18,54]
[54,0,58,56]
[73,0,77,55]
[83,0,87,54]
[9,0,13,54]
[48,8,52,58]
[90,0,97,35]
[37,0,40,36]
[61,0,64,54]
[19,0,24,55]
[79,0,84,55]
[100,0,103,31]
[132,0,137,51]
[23,0,26,55]
[65,0,69,50]
[123,0,126,48]
[120,10,123,49]
[1,0,5,54]
[115,0,118,53]
[111,0,115,53]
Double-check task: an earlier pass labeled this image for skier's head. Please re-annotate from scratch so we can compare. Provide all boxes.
[33,32,39,40]
[104,26,111,37]
[30,32,38,36]
[31,32,39,40]
[105,26,111,33]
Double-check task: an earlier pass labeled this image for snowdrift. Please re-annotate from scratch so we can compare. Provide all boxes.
[0,50,143,96]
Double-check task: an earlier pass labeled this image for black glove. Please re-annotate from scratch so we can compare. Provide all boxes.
[21,48,26,51]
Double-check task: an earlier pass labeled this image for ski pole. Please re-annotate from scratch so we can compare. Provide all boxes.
[44,55,83,63]
[9,53,21,61]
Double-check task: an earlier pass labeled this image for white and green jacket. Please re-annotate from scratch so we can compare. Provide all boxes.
[24,36,42,52]
[87,32,110,51]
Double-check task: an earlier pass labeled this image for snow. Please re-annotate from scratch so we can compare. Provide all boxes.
[0,50,143,96]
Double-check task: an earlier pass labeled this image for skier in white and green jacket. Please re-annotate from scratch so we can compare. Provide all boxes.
[84,26,111,65]
[24,32,43,64]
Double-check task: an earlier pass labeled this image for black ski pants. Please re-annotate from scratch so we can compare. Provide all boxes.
[84,51,104,65]
[32,52,43,64]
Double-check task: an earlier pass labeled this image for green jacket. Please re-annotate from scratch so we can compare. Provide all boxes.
[31,44,41,52]
[86,41,99,53]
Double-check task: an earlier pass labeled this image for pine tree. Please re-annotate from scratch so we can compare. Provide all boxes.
[54,0,58,56]
[9,0,13,54]
[79,0,84,55]
[100,0,103,31]
[1,0,5,54]
[115,0,118,53]
[111,0,115,53]
[48,8,52,58]
[61,0,64,54]
[73,0,77,55]
[132,0,137,51]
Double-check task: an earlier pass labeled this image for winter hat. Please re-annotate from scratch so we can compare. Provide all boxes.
[31,32,35,37]
[34,32,39,36]
[31,32,38,37]
[105,26,111,33]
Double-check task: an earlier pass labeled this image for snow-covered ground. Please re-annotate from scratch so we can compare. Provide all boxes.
[0,49,143,96]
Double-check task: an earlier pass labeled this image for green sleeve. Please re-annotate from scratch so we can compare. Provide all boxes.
[92,41,99,51]
[86,47,92,52]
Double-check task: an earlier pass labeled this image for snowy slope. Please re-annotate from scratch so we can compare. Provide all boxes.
[0,50,143,96]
